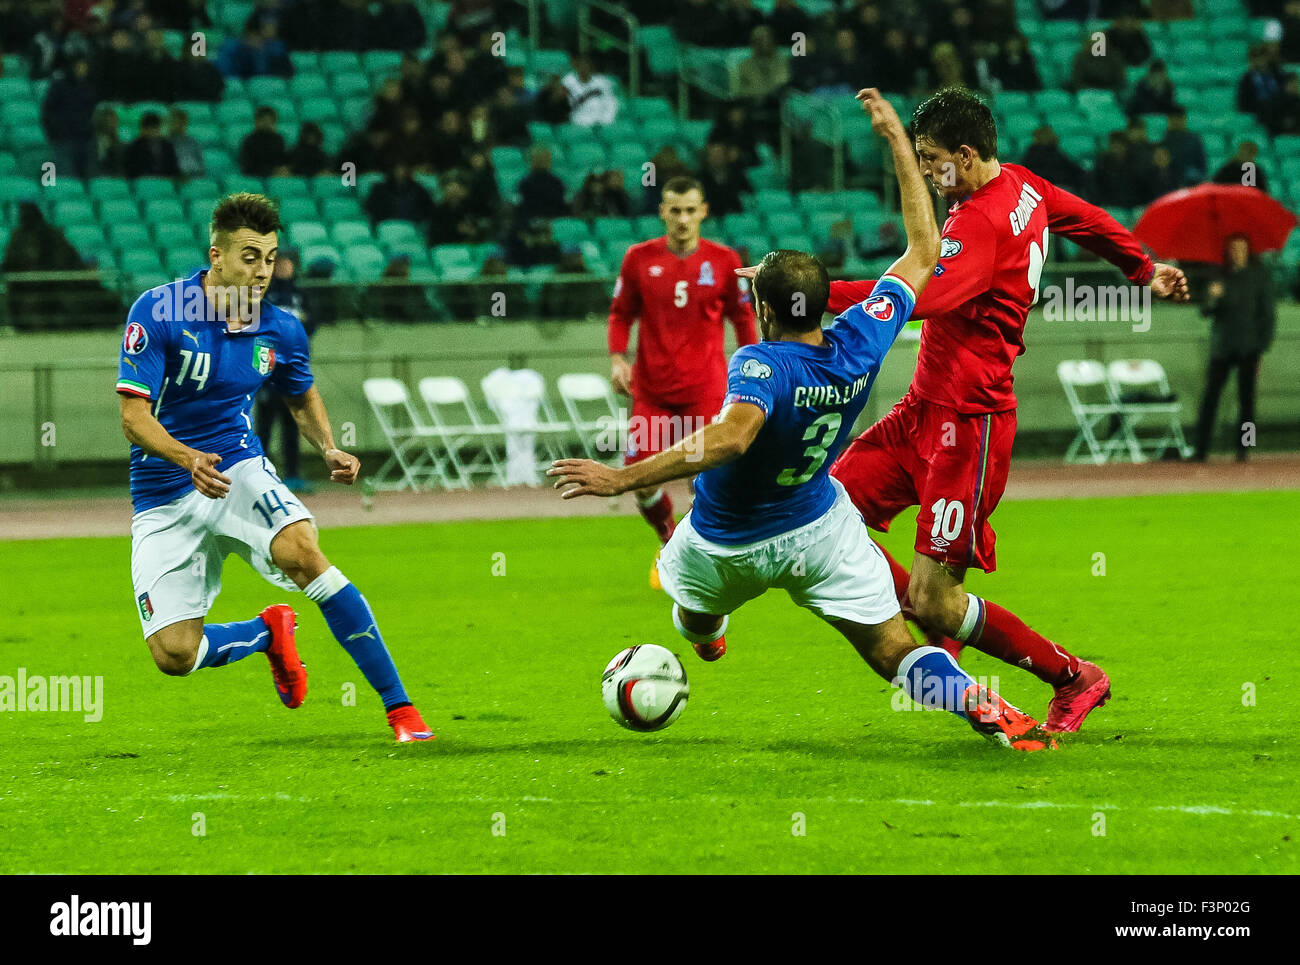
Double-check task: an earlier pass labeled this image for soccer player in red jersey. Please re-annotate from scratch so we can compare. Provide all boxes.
[746,87,1189,732]
[608,175,758,587]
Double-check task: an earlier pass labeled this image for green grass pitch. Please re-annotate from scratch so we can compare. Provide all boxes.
[2,490,1295,874]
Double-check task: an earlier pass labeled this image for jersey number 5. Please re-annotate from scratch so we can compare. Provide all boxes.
[776,413,842,486]
[674,280,689,307]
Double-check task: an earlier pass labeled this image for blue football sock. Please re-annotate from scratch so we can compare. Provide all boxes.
[893,646,978,721]
[192,616,272,671]
[303,566,410,710]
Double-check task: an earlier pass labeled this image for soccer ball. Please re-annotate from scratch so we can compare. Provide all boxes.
[601,644,690,732]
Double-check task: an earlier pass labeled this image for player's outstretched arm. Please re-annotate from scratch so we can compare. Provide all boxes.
[119,394,231,498]
[284,386,360,485]
[859,88,940,298]
[548,403,766,498]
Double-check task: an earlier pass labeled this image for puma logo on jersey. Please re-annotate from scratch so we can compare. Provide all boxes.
[182,329,200,347]
[1008,182,1043,237]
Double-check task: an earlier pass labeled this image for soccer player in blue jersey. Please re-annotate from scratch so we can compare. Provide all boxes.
[116,192,433,743]
[550,90,1053,749]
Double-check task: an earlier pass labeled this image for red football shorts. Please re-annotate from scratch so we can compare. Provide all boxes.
[830,390,1016,572]
[623,391,723,465]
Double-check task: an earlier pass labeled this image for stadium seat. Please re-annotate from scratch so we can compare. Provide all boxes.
[201,149,235,179]
[593,218,637,244]
[290,50,321,74]
[567,142,608,172]
[165,248,203,277]
[332,220,373,246]
[297,96,339,124]
[609,141,648,168]
[765,211,806,236]
[363,50,402,77]
[153,222,196,247]
[98,198,141,223]
[628,97,674,122]
[551,217,592,246]
[144,199,186,224]
[346,243,386,281]
[640,117,680,152]
[290,221,330,247]
[276,196,319,224]
[634,214,663,237]
[53,199,96,224]
[321,195,364,223]
[320,51,364,76]
[88,177,131,201]
[65,223,107,252]
[120,249,164,275]
[310,176,354,199]
[331,70,371,100]
[376,220,423,248]
[109,220,153,248]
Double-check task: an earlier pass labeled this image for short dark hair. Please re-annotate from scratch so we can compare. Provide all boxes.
[209,192,283,245]
[753,249,829,334]
[140,111,162,129]
[662,175,705,200]
[912,86,998,160]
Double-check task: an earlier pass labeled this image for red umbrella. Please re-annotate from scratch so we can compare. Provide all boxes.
[1133,184,1296,265]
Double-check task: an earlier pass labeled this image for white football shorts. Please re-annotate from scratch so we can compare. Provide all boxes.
[657,478,901,626]
[129,455,314,638]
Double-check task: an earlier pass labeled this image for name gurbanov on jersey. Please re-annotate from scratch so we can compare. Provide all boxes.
[690,275,917,545]
[115,269,313,513]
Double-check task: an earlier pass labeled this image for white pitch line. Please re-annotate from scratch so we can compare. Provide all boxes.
[892,799,1300,820]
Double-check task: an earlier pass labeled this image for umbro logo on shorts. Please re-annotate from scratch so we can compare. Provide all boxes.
[930,537,951,549]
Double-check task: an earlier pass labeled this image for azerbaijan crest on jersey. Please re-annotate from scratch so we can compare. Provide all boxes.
[252,336,277,375]
[123,322,148,355]
[697,260,715,286]
[863,295,895,321]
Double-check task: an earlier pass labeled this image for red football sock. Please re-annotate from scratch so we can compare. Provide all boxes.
[637,489,675,545]
[967,598,1080,687]
[874,540,963,657]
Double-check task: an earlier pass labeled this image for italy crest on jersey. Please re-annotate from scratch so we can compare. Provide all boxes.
[697,261,715,286]
[252,336,277,375]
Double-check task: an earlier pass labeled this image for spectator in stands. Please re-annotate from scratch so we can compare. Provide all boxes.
[419,71,460,121]
[1107,12,1151,67]
[389,105,437,171]
[101,27,151,101]
[1194,235,1276,462]
[2,202,84,274]
[533,74,573,125]
[1069,33,1127,93]
[138,27,179,89]
[238,105,289,177]
[445,0,495,45]
[573,170,632,218]
[466,103,495,151]
[427,176,491,246]
[641,144,691,213]
[365,162,436,227]
[1263,72,1300,136]
[490,82,531,147]
[1213,141,1270,192]
[371,0,426,51]
[697,141,752,218]
[123,111,180,179]
[369,76,406,132]
[539,246,609,318]
[1238,43,1285,120]
[466,28,509,95]
[1148,0,1194,20]
[42,57,100,181]
[815,28,865,97]
[515,146,568,221]
[709,103,761,168]
[1283,0,1300,63]
[1161,108,1207,184]
[562,54,618,128]
[174,41,225,101]
[767,0,810,45]
[1020,125,1088,195]
[1139,145,1181,202]
[366,255,429,323]
[91,105,127,177]
[461,149,504,223]
[736,26,791,119]
[428,109,470,173]
[927,42,968,91]
[874,28,923,95]
[147,0,212,31]
[25,6,72,80]
[256,246,314,492]
[218,20,291,78]
[287,121,332,176]
[673,0,729,48]
[1128,60,1179,115]
[1124,114,1155,168]
[167,107,206,179]
[504,216,562,268]
[336,119,393,175]
[986,34,1043,92]
[1091,131,1141,207]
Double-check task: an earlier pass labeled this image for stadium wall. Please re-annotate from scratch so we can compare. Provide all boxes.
[2,302,1298,469]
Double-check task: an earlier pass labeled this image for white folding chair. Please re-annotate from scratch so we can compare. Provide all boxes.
[556,372,625,461]
[362,377,457,491]
[1105,359,1195,462]
[1057,360,1128,464]
[480,368,573,484]
[417,376,508,487]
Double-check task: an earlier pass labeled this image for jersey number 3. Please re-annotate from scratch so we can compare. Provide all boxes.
[777,413,842,486]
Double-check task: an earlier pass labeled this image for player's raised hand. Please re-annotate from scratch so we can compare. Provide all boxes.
[190,451,231,499]
[548,459,626,498]
[325,447,361,485]
[1150,262,1190,302]
[734,265,758,280]
[856,87,906,141]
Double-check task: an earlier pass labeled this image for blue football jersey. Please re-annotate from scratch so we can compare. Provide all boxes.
[115,269,314,513]
[690,275,916,544]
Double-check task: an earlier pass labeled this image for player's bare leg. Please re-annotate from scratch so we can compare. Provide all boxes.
[671,603,727,661]
[828,613,1054,750]
[872,537,965,661]
[147,608,306,708]
[907,553,1111,733]
[634,483,676,590]
[270,520,433,741]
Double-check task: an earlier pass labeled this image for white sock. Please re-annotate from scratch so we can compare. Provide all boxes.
[303,565,350,604]
[636,488,664,508]
[672,604,727,645]
[953,593,984,643]
[187,635,210,676]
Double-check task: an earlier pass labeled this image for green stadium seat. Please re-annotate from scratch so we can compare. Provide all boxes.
[1033,90,1075,116]
[358,172,384,197]
[628,97,674,122]
[277,196,320,223]
[247,76,290,101]
[1175,39,1213,64]
[88,177,131,201]
[290,221,330,246]
[385,242,431,268]
[186,198,220,222]
[808,210,851,239]
[177,177,220,199]
[266,175,310,199]
[300,243,342,268]
[188,121,222,146]
[343,243,385,281]
[332,220,373,246]
[2,100,39,127]
[98,198,141,222]
[297,96,339,124]
[0,76,31,102]
[609,141,648,168]
[165,249,203,277]
[201,149,235,179]
[331,71,371,100]
[53,199,96,224]
[119,249,163,276]
[320,51,364,76]
[376,220,423,248]
[65,224,106,251]
[528,48,572,81]
[154,222,196,247]
[1060,133,1099,161]
[551,217,592,245]
[594,119,639,146]
[143,198,186,224]
[432,245,474,270]
[321,196,364,222]
[723,212,763,238]
[363,51,402,77]
[290,73,330,99]
[215,97,255,127]
[310,176,351,198]
[678,120,711,151]
[635,214,663,237]
[132,177,176,201]
[290,50,321,74]
[640,24,678,76]
[110,226,153,255]
[995,90,1034,117]
[765,211,806,235]
[567,142,608,172]
[341,95,373,124]
[752,188,793,211]
[640,118,680,151]
[593,218,636,245]
[527,122,555,143]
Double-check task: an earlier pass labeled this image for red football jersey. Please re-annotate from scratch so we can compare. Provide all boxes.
[827,163,1155,414]
[608,237,758,406]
